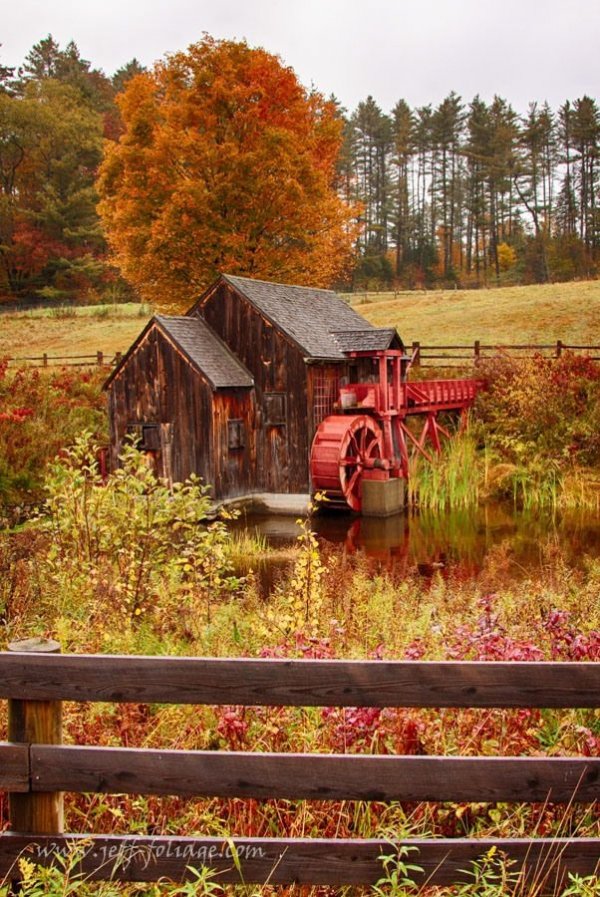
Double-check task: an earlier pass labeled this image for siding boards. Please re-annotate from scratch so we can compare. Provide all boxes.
[212,392,255,500]
[199,283,310,493]
[107,327,215,489]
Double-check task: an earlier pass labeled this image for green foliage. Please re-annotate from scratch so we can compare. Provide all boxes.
[15,35,114,113]
[41,434,242,626]
[373,846,423,896]
[0,77,109,302]
[0,844,223,896]
[448,848,600,897]
[562,874,600,897]
[111,58,146,94]
[454,847,520,896]
[353,252,395,290]
[404,353,600,511]
[0,35,136,304]
[408,429,480,510]
[0,846,121,896]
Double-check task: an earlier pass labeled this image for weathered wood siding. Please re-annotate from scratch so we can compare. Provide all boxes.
[211,391,256,500]
[108,325,255,500]
[107,327,215,488]
[198,282,310,493]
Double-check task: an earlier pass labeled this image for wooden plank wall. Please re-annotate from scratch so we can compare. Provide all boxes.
[199,283,311,493]
[107,328,216,488]
[211,390,256,499]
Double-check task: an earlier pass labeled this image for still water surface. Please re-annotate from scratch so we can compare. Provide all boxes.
[234,504,600,589]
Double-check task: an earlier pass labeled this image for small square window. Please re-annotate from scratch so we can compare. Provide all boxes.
[264,393,286,425]
[142,425,161,451]
[228,419,245,450]
[127,423,160,451]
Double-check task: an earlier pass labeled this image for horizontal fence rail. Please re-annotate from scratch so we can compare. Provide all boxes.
[19,746,600,803]
[1,654,599,706]
[0,645,599,888]
[1,835,598,887]
[5,351,122,368]
[0,744,29,791]
[4,343,600,370]
[410,339,600,367]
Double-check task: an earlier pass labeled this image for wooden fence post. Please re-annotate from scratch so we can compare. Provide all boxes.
[96,351,104,366]
[474,340,481,363]
[556,339,564,358]
[411,341,421,367]
[8,637,64,835]
[42,354,48,368]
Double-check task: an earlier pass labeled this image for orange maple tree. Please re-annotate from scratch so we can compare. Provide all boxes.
[97,37,358,308]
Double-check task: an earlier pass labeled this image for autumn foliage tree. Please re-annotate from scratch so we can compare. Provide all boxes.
[97,37,358,308]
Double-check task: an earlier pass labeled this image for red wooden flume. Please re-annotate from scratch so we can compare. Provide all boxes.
[310,348,482,511]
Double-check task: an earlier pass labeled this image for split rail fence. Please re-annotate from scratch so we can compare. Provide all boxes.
[5,351,123,369]
[410,340,600,368]
[0,640,599,888]
[4,343,600,370]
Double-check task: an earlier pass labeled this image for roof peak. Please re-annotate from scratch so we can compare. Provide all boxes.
[222,273,337,296]
[192,274,403,360]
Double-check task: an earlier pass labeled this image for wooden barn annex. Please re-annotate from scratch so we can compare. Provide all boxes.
[105,274,406,504]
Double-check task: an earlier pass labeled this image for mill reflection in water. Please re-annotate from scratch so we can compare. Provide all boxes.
[233,504,600,594]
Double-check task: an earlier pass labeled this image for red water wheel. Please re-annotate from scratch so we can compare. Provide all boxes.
[310,414,384,512]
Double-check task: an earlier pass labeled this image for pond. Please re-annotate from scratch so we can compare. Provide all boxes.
[232,503,600,592]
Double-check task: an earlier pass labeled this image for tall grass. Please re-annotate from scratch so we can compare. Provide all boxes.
[510,466,600,513]
[408,432,480,510]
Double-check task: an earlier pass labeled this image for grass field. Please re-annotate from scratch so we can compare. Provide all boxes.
[350,279,600,345]
[0,303,150,359]
[0,280,599,360]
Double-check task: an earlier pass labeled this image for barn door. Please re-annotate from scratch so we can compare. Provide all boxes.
[265,426,288,492]
[263,393,288,492]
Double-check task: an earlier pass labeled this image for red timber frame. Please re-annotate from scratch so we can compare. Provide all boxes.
[350,349,478,479]
[310,349,481,510]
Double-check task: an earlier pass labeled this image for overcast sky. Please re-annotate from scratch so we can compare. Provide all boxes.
[2,0,599,113]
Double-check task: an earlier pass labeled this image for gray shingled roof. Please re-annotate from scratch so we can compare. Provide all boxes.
[222,274,398,360]
[331,328,401,353]
[155,315,253,389]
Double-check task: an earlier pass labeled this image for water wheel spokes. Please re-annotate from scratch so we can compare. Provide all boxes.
[310,414,384,512]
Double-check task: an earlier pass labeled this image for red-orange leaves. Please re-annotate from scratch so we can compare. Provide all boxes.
[97,37,358,310]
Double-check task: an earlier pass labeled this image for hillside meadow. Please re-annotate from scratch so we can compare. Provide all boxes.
[351,279,600,346]
[1,280,600,362]
[0,303,150,360]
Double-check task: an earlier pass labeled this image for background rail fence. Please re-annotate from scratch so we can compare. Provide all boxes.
[410,340,600,367]
[5,351,123,369]
[4,343,600,370]
[0,640,599,888]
